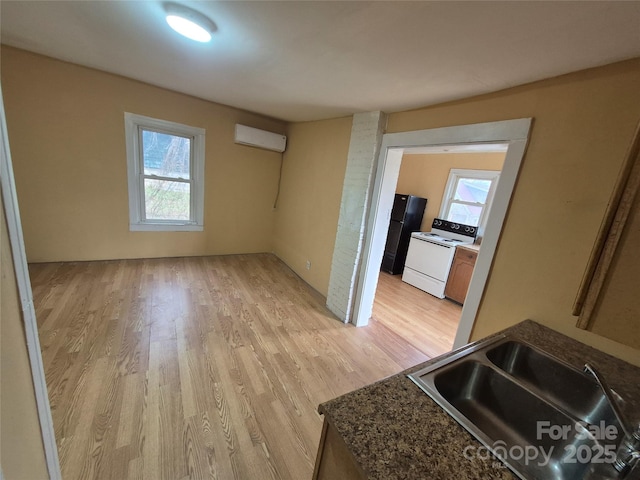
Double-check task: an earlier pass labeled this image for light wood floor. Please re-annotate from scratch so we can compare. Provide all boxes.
[30,254,460,480]
[372,272,461,357]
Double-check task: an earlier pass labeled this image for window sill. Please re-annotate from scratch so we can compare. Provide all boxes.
[129,223,204,232]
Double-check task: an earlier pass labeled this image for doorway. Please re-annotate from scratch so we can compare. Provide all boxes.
[350,119,532,350]
[372,146,507,356]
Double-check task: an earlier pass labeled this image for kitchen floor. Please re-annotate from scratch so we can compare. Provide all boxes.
[31,253,444,480]
[371,272,462,358]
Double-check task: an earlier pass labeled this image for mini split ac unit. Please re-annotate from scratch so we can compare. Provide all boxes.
[234,124,287,153]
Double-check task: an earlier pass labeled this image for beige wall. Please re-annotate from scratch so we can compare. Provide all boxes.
[388,59,640,365]
[4,46,640,365]
[1,198,50,479]
[272,117,352,296]
[1,47,287,263]
[396,152,505,231]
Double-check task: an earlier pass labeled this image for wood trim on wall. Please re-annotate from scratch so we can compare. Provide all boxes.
[574,122,640,328]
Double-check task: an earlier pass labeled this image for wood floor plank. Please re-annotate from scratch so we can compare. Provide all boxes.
[31,253,460,479]
[141,341,162,480]
[116,373,142,449]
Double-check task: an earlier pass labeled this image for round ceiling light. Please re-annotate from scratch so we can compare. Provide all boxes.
[164,3,216,43]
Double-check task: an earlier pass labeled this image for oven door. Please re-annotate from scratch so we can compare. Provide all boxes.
[404,237,456,282]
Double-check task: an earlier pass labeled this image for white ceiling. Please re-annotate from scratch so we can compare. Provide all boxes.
[1,1,639,122]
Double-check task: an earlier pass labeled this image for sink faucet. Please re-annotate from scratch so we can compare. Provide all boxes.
[584,363,640,478]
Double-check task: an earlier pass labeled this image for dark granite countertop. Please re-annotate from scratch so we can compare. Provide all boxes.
[318,320,640,480]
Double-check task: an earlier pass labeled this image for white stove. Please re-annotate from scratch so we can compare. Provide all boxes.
[411,232,472,247]
[402,219,477,298]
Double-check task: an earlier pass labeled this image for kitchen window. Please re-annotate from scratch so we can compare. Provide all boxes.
[125,113,205,231]
[440,169,500,231]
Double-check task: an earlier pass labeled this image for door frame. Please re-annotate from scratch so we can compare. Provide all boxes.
[351,118,532,349]
[0,85,62,479]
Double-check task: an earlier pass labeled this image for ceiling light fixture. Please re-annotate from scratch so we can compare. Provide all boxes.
[164,3,216,43]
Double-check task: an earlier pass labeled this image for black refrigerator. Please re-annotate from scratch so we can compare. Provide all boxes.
[381,194,427,275]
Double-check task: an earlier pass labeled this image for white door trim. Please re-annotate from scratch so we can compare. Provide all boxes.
[0,85,62,479]
[351,119,532,350]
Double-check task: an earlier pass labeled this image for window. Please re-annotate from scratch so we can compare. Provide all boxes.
[125,113,205,231]
[440,169,500,232]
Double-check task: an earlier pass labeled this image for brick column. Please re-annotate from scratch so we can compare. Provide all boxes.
[326,111,387,322]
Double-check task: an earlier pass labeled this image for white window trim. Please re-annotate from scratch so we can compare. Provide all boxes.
[439,168,500,235]
[125,112,205,231]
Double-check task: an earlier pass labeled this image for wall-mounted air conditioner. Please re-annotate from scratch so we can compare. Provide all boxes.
[234,124,287,153]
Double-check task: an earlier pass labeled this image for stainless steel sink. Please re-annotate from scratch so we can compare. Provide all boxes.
[408,335,624,479]
[486,340,618,427]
